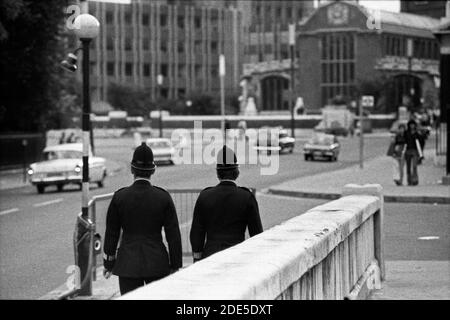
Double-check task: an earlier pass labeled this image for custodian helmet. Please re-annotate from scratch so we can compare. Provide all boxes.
[216,145,239,170]
[131,142,156,171]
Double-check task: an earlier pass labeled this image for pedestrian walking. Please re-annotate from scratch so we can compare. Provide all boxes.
[189,146,263,263]
[103,142,182,295]
[388,124,406,186]
[404,120,424,186]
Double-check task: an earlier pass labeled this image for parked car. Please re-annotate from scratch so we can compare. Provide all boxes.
[255,127,295,154]
[303,134,340,161]
[27,143,107,194]
[145,138,176,165]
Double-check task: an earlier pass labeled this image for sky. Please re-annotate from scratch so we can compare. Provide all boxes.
[93,0,401,13]
[358,0,400,12]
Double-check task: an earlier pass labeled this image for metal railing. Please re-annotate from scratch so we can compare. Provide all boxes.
[60,188,202,299]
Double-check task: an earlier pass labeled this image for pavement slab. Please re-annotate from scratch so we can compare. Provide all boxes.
[369,260,450,300]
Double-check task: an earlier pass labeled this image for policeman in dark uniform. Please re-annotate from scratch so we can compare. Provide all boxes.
[189,146,263,262]
[103,142,182,295]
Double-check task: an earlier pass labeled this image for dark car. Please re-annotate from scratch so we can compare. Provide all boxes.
[303,134,340,161]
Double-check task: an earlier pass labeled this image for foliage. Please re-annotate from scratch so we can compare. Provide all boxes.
[107,82,152,116]
[0,0,71,133]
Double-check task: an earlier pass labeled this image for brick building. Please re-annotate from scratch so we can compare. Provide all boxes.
[242,1,442,114]
[400,0,447,19]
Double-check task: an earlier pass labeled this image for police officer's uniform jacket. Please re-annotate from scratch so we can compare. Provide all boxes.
[103,143,182,278]
[189,146,263,260]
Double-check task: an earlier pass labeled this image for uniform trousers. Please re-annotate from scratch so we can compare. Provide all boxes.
[119,275,164,295]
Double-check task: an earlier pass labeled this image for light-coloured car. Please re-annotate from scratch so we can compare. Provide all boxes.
[145,138,176,165]
[303,134,340,162]
[255,127,295,154]
[28,143,107,194]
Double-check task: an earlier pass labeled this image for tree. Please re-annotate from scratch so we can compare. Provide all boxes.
[0,0,71,133]
[107,82,151,116]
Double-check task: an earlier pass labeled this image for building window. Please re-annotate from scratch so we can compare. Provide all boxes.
[125,38,132,51]
[124,12,132,25]
[143,63,150,77]
[286,7,292,20]
[211,41,218,53]
[297,8,303,18]
[125,63,133,76]
[160,14,167,27]
[160,42,167,53]
[320,33,356,106]
[178,64,185,78]
[142,13,149,26]
[160,64,168,77]
[177,88,186,99]
[107,62,114,76]
[106,11,114,24]
[276,6,282,18]
[211,66,218,78]
[195,40,202,53]
[195,64,202,77]
[142,38,149,51]
[178,42,184,53]
[195,17,201,28]
[107,37,114,51]
[177,16,184,29]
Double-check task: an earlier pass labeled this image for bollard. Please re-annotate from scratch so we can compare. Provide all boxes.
[342,184,385,281]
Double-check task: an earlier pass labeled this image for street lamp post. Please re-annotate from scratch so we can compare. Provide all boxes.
[433,13,450,184]
[157,74,164,138]
[406,38,414,109]
[72,13,99,296]
[289,23,296,138]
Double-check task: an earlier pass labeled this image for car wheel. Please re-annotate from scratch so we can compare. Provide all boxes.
[57,184,64,192]
[37,185,45,194]
[304,155,309,161]
[289,146,294,153]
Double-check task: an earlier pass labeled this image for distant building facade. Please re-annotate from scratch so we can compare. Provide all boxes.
[87,0,244,102]
[242,1,441,114]
[400,0,447,19]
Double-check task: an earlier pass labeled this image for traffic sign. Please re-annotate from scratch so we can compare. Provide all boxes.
[361,95,374,107]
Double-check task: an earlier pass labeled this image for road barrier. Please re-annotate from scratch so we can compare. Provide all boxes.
[59,187,255,299]
[120,184,384,300]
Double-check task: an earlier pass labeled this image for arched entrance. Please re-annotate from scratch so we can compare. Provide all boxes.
[260,75,290,111]
[385,74,423,113]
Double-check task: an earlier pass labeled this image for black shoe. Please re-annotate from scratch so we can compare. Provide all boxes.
[394,180,402,186]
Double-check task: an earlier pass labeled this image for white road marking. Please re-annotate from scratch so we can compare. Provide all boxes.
[33,198,64,208]
[418,236,440,241]
[0,208,20,216]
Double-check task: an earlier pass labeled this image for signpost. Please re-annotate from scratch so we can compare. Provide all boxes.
[360,95,374,169]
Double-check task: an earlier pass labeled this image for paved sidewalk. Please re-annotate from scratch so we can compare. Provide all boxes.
[268,150,450,204]
[369,261,450,300]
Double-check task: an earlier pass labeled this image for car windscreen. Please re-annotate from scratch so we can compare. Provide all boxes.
[310,136,333,145]
[44,150,82,160]
[148,141,170,149]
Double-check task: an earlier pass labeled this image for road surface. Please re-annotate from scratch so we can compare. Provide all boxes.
[2,135,432,299]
